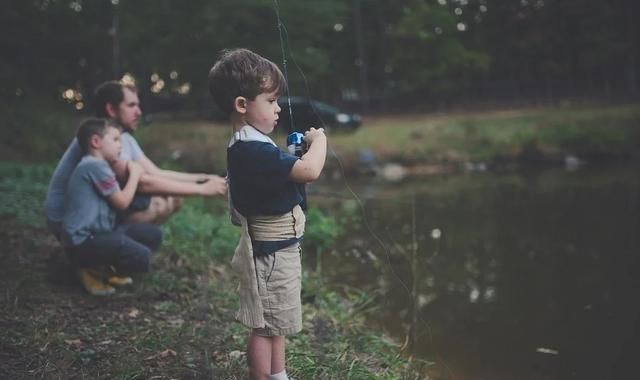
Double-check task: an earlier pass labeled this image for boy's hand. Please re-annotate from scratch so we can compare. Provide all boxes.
[303,127,326,146]
[199,174,227,196]
[127,160,144,179]
[111,159,129,182]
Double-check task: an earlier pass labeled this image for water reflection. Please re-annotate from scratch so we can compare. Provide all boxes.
[308,166,640,379]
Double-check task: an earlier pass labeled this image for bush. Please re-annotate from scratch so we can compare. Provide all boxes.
[0,162,52,227]
[161,199,240,261]
[0,98,77,162]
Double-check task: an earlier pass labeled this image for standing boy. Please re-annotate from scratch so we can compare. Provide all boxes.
[208,48,327,380]
[63,118,163,296]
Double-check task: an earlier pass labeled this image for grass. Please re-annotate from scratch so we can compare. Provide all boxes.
[1,104,637,173]
[131,104,640,176]
[1,104,638,378]
[327,105,640,164]
[0,162,427,379]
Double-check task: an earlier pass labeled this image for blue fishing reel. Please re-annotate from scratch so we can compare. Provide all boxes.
[287,132,306,157]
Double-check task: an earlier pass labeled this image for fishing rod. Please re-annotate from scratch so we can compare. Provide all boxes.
[269,0,444,350]
[269,5,461,377]
[272,0,307,158]
[270,0,414,294]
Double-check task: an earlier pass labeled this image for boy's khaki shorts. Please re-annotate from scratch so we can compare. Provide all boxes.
[253,243,302,336]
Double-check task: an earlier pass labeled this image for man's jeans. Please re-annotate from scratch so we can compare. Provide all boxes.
[68,223,162,274]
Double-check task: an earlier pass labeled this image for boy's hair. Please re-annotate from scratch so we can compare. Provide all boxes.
[208,48,286,117]
[94,80,138,118]
[76,118,118,154]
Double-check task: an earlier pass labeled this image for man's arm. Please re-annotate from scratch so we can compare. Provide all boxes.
[108,161,143,210]
[137,173,226,196]
[289,128,327,183]
[112,156,227,196]
[137,155,208,182]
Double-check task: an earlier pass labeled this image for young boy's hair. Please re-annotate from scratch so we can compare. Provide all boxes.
[76,118,118,154]
[94,80,138,118]
[208,48,286,117]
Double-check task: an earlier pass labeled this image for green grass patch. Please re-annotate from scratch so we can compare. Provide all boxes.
[0,162,52,227]
[0,161,427,379]
[137,105,639,173]
[327,104,640,163]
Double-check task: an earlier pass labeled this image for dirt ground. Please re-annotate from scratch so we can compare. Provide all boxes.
[0,219,247,380]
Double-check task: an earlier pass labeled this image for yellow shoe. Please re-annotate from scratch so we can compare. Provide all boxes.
[78,269,115,296]
[107,276,133,286]
[106,265,133,286]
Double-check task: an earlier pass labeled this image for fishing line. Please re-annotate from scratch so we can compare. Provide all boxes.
[272,0,294,134]
[270,2,453,373]
[271,0,413,298]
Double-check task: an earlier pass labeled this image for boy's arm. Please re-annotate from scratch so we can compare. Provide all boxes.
[107,161,143,210]
[289,127,327,183]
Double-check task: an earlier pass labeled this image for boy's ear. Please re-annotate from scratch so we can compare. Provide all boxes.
[89,134,102,150]
[105,103,117,118]
[233,96,248,114]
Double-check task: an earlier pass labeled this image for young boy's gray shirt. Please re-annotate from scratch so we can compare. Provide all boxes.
[62,155,120,247]
[45,132,143,224]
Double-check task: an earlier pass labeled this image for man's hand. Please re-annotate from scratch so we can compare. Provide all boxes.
[303,127,326,146]
[198,174,227,196]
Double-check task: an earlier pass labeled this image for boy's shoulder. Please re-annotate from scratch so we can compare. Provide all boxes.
[73,155,112,175]
[229,139,278,150]
[228,140,282,158]
[71,156,118,196]
[229,141,298,164]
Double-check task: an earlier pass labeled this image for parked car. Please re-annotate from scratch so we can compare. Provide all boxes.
[277,96,361,133]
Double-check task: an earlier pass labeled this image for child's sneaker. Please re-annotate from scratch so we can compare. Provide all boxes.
[106,265,133,286]
[78,268,115,296]
[107,275,133,286]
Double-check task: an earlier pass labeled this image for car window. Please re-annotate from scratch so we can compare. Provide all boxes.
[310,100,338,114]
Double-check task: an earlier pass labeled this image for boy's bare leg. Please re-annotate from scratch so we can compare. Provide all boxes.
[124,196,183,224]
[270,336,285,375]
[248,331,273,380]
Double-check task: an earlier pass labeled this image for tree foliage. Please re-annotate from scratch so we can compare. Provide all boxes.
[1,0,637,118]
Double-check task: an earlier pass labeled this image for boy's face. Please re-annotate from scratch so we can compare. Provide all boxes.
[245,90,281,134]
[99,126,122,163]
[114,88,142,132]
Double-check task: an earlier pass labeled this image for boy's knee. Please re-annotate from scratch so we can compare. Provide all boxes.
[144,196,178,224]
[153,196,182,217]
[123,196,182,225]
[167,196,183,212]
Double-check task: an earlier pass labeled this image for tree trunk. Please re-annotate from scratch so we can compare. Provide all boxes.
[627,1,638,95]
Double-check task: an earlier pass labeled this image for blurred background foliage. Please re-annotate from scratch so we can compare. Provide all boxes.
[1,0,638,160]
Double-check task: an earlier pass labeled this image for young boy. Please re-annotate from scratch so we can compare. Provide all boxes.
[62,118,163,296]
[208,48,327,380]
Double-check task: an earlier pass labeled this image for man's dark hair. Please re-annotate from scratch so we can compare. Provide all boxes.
[208,48,286,117]
[94,80,137,118]
[76,118,118,154]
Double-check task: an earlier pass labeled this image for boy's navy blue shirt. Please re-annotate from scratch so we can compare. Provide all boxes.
[227,140,305,217]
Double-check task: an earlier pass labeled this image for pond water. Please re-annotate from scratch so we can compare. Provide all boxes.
[307,164,640,380]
